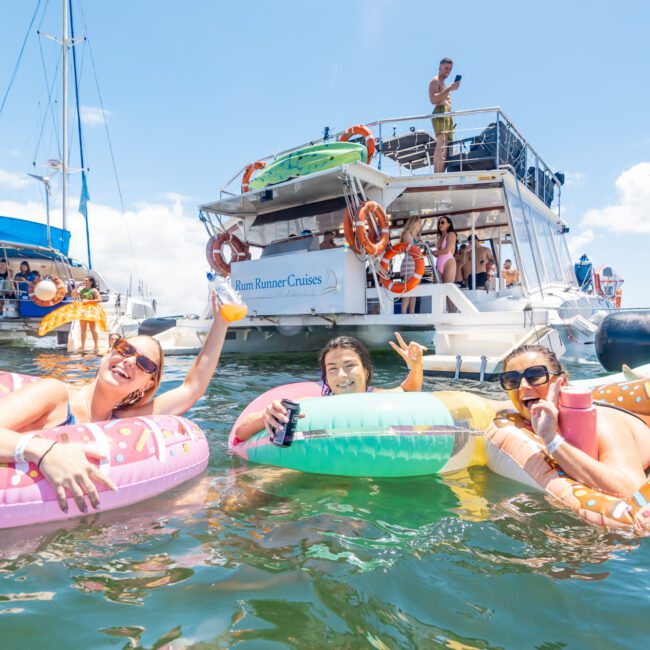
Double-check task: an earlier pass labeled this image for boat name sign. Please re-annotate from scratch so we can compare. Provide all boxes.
[230,248,366,316]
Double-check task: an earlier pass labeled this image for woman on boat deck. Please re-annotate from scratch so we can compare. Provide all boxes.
[399,217,423,315]
[75,276,102,353]
[433,216,457,284]
[487,344,650,499]
[0,293,228,513]
[232,333,426,442]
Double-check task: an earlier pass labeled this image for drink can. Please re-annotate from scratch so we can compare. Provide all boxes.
[272,399,300,447]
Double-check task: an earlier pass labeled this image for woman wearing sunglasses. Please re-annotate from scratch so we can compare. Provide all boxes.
[0,293,228,513]
[489,344,650,499]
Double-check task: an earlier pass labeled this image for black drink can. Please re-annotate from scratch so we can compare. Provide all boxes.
[272,399,300,447]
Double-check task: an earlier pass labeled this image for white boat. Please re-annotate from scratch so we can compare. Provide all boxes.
[0,1,155,349]
[154,108,617,378]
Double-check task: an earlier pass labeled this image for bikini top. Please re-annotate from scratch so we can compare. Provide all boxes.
[60,398,77,426]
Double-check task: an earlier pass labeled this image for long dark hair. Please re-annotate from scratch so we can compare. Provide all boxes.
[86,276,98,290]
[502,344,568,378]
[436,216,455,236]
[319,336,373,394]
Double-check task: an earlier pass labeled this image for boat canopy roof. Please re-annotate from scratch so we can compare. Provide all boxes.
[0,216,71,257]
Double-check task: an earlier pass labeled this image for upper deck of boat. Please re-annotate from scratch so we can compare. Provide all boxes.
[202,107,564,224]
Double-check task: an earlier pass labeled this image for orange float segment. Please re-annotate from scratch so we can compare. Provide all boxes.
[339,124,375,164]
[343,207,363,254]
[28,275,66,307]
[354,201,390,257]
[205,233,248,276]
[379,243,425,294]
[241,161,267,193]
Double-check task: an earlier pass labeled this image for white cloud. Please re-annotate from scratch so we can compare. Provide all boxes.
[567,228,595,255]
[0,196,210,315]
[563,172,586,188]
[581,162,650,234]
[80,106,110,127]
[0,169,31,189]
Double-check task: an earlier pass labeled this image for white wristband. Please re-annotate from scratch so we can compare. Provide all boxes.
[13,433,40,464]
[545,434,565,455]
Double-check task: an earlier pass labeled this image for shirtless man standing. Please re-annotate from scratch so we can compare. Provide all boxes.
[429,57,461,173]
[463,234,494,289]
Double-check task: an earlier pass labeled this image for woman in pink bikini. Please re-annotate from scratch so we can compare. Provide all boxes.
[434,216,457,283]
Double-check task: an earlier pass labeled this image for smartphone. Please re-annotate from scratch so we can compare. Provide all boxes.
[454,74,462,83]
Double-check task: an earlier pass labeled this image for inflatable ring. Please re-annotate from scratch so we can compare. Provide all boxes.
[229,383,493,477]
[241,161,267,193]
[339,124,375,164]
[353,201,390,257]
[0,371,209,529]
[205,233,247,276]
[379,242,425,294]
[28,275,66,307]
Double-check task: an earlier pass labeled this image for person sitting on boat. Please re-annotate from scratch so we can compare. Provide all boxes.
[0,257,15,308]
[320,230,339,250]
[433,217,457,283]
[487,344,650,499]
[0,292,229,514]
[14,261,40,288]
[74,276,102,353]
[462,235,494,290]
[232,334,426,441]
[429,56,461,173]
[501,259,520,287]
[400,217,423,314]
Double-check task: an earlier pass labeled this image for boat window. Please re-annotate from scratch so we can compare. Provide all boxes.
[530,207,564,285]
[553,230,577,286]
[505,188,540,292]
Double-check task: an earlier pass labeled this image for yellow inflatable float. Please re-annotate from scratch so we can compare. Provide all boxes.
[37,301,107,336]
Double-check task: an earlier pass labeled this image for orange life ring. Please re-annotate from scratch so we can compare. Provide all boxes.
[343,207,363,255]
[339,124,376,164]
[206,234,248,276]
[379,243,425,294]
[28,275,66,307]
[241,161,267,193]
[615,288,622,309]
[344,201,390,257]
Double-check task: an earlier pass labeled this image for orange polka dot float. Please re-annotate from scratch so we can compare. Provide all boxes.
[0,372,209,529]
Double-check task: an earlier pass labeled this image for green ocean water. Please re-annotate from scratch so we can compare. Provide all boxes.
[0,345,648,649]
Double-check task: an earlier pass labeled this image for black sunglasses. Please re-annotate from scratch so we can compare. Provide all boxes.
[499,365,561,391]
[112,338,158,375]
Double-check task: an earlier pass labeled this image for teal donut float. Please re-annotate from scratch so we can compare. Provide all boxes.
[229,383,477,477]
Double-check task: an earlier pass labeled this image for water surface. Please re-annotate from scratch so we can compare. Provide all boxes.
[0,344,647,649]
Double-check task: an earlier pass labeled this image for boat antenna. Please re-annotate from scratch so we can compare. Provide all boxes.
[68,0,92,268]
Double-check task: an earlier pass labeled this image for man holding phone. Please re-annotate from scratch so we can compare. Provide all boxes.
[429,57,461,173]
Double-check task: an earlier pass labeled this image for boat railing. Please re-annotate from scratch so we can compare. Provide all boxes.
[219,107,563,211]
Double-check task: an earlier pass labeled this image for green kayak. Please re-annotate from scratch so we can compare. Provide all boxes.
[248,141,367,191]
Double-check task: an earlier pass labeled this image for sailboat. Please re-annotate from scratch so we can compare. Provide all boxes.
[0,0,155,349]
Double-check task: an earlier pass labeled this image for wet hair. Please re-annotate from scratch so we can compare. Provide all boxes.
[319,336,373,392]
[112,338,165,412]
[440,57,453,66]
[86,276,98,290]
[502,344,568,378]
[436,216,455,236]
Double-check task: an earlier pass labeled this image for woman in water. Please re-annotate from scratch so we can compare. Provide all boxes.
[0,293,228,513]
[399,217,422,315]
[233,333,426,442]
[76,276,102,353]
[488,344,650,498]
[433,216,457,284]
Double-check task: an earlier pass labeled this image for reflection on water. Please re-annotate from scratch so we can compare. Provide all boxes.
[0,346,648,647]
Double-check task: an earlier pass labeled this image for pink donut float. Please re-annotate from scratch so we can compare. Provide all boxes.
[0,371,209,529]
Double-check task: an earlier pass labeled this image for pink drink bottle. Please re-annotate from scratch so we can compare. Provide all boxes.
[558,387,598,459]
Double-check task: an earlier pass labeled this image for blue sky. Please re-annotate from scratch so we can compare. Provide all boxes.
[1,0,649,312]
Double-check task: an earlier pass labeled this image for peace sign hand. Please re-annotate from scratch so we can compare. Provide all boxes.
[389,332,428,371]
[528,378,564,444]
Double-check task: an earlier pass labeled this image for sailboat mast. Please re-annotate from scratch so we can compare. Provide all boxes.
[62,0,68,231]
